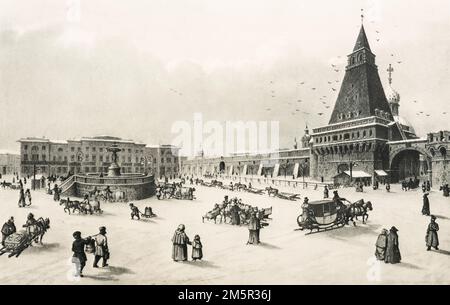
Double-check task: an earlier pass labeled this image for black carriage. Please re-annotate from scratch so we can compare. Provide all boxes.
[296,199,347,234]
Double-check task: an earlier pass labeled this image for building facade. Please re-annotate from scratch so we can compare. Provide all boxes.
[145,144,181,179]
[181,148,310,179]
[0,151,20,175]
[18,136,180,178]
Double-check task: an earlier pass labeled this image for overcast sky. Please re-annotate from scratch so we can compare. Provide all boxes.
[1,0,449,154]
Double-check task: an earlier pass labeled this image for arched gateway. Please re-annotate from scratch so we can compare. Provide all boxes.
[389,146,432,183]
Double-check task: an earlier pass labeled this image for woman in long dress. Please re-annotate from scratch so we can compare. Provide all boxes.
[375,229,388,260]
[172,224,191,261]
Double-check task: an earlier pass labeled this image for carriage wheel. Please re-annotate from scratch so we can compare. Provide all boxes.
[296,215,303,228]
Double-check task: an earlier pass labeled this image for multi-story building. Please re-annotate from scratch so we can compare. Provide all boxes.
[18,136,180,178]
[0,150,20,175]
[145,145,181,179]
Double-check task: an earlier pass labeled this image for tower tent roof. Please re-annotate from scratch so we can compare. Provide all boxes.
[353,25,371,52]
[328,25,393,124]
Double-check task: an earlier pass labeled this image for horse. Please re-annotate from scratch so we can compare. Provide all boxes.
[33,217,51,244]
[345,200,373,226]
[60,199,83,214]
[235,183,247,192]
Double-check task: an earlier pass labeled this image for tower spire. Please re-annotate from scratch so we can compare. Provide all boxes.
[361,9,364,25]
[387,64,394,85]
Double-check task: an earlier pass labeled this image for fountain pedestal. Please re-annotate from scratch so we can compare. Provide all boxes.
[107,144,122,176]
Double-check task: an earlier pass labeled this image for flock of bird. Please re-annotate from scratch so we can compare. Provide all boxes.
[165,26,448,121]
[263,62,344,119]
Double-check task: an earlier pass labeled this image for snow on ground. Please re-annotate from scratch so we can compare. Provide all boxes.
[0,176,449,284]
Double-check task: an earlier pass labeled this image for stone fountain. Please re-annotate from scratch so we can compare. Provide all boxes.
[60,143,155,201]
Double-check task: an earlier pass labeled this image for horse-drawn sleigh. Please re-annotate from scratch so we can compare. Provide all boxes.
[0,217,50,258]
[265,187,300,201]
[156,184,196,200]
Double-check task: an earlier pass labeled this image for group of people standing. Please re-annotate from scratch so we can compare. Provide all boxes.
[71,226,110,277]
[375,215,440,264]
[171,224,203,262]
[18,188,32,207]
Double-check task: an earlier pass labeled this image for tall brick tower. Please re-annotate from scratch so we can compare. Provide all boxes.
[310,24,404,183]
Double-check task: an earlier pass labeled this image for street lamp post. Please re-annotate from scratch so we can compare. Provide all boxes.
[33,164,36,191]
[349,161,358,184]
[300,159,309,189]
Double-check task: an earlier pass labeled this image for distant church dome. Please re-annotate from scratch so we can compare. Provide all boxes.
[385,84,400,104]
[301,125,311,148]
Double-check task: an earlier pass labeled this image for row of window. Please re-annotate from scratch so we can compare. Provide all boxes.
[315,129,374,144]
[22,154,178,164]
[70,146,145,154]
[23,154,68,162]
[23,145,145,155]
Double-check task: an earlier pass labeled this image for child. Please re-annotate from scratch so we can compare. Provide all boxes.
[192,235,203,261]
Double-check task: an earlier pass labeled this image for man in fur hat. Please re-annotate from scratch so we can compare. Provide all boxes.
[247,212,261,245]
[426,216,439,251]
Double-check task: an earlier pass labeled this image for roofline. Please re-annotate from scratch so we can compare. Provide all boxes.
[312,116,391,132]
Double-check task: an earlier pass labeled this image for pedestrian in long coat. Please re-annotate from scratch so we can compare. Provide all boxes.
[72,231,91,277]
[375,229,388,260]
[191,235,203,261]
[172,224,191,261]
[443,185,449,197]
[323,186,329,199]
[53,185,60,201]
[25,189,32,206]
[422,193,430,216]
[18,189,26,207]
[247,212,261,245]
[385,226,401,264]
[230,204,240,225]
[426,216,439,251]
